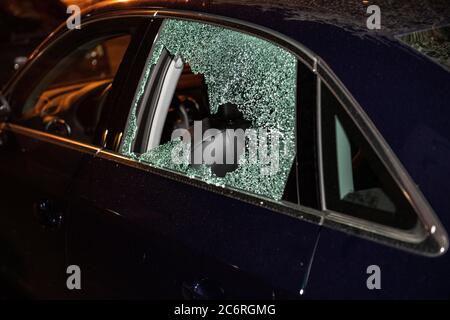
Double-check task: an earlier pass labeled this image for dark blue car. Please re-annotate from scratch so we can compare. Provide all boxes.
[0,0,449,299]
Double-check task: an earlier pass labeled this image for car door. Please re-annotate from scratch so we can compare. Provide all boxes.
[0,16,149,298]
[64,15,324,299]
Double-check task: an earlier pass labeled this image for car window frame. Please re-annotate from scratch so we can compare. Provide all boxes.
[120,18,303,205]
[316,73,447,256]
[320,82,419,230]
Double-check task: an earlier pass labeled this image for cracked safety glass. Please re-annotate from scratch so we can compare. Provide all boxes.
[120,19,297,201]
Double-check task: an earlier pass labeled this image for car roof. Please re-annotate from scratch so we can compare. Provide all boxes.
[87,0,450,38]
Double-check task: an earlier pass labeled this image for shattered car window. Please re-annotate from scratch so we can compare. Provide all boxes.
[120,19,297,201]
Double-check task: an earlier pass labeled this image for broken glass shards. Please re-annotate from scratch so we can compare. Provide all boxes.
[121,19,297,201]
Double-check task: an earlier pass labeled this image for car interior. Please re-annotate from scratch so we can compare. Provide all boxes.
[160,63,211,145]
[335,116,396,213]
[20,34,131,144]
[132,50,251,177]
[321,85,419,229]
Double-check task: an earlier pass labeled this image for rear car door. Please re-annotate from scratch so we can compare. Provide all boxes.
[0,16,148,298]
[64,15,324,299]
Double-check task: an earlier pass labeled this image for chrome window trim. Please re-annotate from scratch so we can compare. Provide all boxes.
[316,77,326,213]
[325,209,426,244]
[2,5,447,256]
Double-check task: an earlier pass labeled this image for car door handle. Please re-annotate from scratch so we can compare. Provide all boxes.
[182,278,225,300]
[34,199,63,229]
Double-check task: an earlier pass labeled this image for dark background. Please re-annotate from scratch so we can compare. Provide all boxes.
[0,1,103,87]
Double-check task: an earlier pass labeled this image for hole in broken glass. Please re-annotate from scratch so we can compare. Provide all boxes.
[120,19,297,201]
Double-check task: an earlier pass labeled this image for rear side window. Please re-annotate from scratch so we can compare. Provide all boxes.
[321,84,418,229]
[120,19,297,201]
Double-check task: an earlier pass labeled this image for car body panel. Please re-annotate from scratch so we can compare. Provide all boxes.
[307,227,450,299]
[66,152,320,298]
[0,126,86,298]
